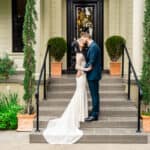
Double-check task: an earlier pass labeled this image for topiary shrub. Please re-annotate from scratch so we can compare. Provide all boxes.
[141,0,150,114]
[23,0,37,114]
[48,37,67,62]
[0,55,16,79]
[105,35,126,62]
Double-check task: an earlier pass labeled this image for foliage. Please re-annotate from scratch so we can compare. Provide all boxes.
[105,35,126,62]
[142,110,150,116]
[0,55,16,79]
[48,37,67,62]
[23,0,37,114]
[141,0,150,113]
[0,93,23,129]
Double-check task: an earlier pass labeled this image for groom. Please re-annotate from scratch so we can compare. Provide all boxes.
[80,32,102,122]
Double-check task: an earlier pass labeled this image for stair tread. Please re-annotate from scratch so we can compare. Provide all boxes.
[47,91,127,94]
[50,83,125,86]
[45,98,130,101]
[39,106,137,111]
[50,74,122,79]
[37,116,138,121]
[34,118,138,123]
[30,128,147,136]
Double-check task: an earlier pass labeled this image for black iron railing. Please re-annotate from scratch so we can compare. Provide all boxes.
[35,46,50,132]
[122,46,142,132]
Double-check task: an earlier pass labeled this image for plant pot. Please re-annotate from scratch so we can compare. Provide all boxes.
[17,113,36,132]
[141,115,150,132]
[51,62,62,77]
[110,62,121,76]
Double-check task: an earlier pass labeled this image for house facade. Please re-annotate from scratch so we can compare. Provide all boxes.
[0,0,144,77]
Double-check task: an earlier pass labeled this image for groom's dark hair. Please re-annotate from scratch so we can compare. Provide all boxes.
[80,32,92,39]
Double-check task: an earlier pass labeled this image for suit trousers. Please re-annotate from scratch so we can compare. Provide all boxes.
[87,80,100,117]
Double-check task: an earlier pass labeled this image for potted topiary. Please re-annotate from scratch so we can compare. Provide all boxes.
[17,0,37,132]
[140,0,150,132]
[0,55,16,79]
[105,35,126,76]
[48,37,67,77]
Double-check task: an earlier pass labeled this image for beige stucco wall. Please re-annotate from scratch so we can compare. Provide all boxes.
[0,82,44,108]
[104,0,133,72]
[0,0,12,55]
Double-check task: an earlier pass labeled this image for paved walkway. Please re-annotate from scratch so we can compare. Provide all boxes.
[1,131,150,150]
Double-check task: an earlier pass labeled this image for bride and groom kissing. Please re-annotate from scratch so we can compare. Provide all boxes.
[43,32,102,144]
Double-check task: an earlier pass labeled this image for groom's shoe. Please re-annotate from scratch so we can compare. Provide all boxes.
[85,116,98,122]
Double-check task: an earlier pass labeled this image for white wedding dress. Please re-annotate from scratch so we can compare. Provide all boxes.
[43,53,88,144]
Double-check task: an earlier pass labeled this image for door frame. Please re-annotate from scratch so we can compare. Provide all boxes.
[66,0,104,72]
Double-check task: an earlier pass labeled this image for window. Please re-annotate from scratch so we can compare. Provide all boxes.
[12,0,26,52]
[76,6,94,38]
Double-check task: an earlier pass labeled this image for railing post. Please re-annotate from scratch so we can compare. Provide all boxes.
[44,61,46,100]
[35,92,40,132]
[128,61,131,100]
[137,87,142,132]
[122,48,124,78]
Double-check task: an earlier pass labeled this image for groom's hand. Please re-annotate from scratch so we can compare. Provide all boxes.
[83,66,92,72]
[76,71,82,77]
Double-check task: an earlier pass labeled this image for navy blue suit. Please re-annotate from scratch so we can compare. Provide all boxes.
[85,41,102,118]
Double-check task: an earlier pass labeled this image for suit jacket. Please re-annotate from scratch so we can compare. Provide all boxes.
[85,41,102,81]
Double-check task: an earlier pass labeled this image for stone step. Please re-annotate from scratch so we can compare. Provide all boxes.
[39,108,137,117]
[33,118,139,129]
[50,77,123,84]
[47,91,128,99]
[39,100,135,107]
[35,116,138,121]
[49,78,123,85]
[48,84,125,92]
[39,106,137,111]
[30,128,148,144]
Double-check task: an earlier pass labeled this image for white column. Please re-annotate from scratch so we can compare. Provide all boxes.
[50,0,63,36]
[108,0,120,35]
[34,0,41,79]
[132,0,144,76]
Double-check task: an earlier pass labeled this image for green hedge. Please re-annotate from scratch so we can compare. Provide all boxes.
[0,93,23,129]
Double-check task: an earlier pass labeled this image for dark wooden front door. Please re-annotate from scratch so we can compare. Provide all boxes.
[67,0,104,73]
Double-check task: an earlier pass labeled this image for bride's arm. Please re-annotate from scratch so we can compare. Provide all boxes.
[75,53,92,72]
[75,53,84,77]
[75,53,83,70]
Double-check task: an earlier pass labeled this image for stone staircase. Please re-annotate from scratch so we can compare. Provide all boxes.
[30,74,149,144]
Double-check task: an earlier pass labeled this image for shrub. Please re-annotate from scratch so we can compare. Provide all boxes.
[0,93,23,129]
[141,0,150,114]
[105,35,126,62]
[23,0,37,114]
[48,37,67,61]
[0,55,16,79]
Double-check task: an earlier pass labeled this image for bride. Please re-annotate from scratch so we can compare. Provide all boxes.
[43,39,92,144]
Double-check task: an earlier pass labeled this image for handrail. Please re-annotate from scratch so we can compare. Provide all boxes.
[122,45,142,133]
[35,46,50,132]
